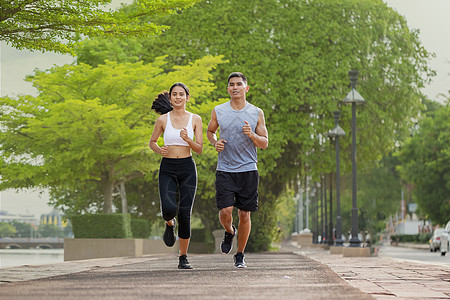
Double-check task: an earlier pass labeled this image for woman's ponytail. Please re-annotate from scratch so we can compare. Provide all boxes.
[151,91,173,115]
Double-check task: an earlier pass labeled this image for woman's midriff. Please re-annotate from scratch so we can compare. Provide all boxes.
[166,145,192,158]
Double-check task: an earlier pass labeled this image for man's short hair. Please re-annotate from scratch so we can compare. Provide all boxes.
[227,72,247,85]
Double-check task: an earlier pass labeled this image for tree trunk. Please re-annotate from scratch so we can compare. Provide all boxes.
[118,182,127,214]
[103,179,114,214]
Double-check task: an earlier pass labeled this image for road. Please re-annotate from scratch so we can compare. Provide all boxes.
[379,244,450,266]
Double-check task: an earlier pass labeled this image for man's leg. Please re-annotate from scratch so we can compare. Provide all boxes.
[219,206,234,233]
[237,209,251,253]
[219,206,236,254]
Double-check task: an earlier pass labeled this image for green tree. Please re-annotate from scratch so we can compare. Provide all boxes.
[275,188,296,240]
[349,155,403,236]
[82,0,433,173]
[11,221,34,237]
[148,0,433,250]
[113,176,161,228]
[63,222,73,238]
[37,224,63,238]
[0,56,225,214]
[397,102,450,224]
[0,0,200,53]
[76,0,433,250]
[0,222,16,237]
[76,38,145,67]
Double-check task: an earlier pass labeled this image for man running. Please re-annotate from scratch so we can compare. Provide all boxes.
[207,72,268,268]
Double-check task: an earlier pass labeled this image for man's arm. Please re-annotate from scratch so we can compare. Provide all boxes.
[207,108,227,152]
[243,109,268,149]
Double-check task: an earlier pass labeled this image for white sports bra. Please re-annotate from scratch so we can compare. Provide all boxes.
[164,112,194,146]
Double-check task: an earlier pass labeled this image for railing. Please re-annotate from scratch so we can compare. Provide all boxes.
[0,237,64,243]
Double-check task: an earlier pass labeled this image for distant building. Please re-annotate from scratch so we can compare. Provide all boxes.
[388,212,431,235]
[0,210,38,226]
[40,209,68,228]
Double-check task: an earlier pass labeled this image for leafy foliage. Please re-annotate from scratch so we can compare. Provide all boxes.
[0,56,226,215]
[397,102,450,224]
[0,0,201,53]
[36,224,64,238]
[71,213,132,238]
[133,0,432,175]
[1,0,434,251]
[0,222,16,237]
[10,220,34,237]
[130,217,151,238]
[274,188,296,239]
[352,155,403,236]
[73,0,433,250]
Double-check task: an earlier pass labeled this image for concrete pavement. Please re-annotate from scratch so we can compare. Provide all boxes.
[0,240,449,299]
[299,246,450,299]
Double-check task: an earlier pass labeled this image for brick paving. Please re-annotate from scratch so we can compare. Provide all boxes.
[302,246,450,299]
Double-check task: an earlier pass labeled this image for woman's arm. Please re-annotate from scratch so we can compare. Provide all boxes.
[149,116,168,156]
[181,114,203,154]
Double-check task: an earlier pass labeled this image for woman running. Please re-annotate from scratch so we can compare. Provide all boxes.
[149,82,203,269]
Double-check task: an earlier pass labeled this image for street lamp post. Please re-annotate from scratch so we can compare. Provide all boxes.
[323,175,328,245]
[297,181,304,233]
[328,173,334,246]
[311,187,317,244]
[343,70,365,247]
[328,110,346,246]
[319,180,324,244]
[305,175,310,230]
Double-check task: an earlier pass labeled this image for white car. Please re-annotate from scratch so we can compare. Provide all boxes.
[429,228,444,252]
[440,221,450,256]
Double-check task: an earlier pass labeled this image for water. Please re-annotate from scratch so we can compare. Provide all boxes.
[0,249,64,268]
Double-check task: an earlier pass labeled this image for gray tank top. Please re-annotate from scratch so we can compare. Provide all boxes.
[215,101,260,172]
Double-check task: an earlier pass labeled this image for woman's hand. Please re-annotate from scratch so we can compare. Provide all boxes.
[160,145,169,157]
[180,127,190,142]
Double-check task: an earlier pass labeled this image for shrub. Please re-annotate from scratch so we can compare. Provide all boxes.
[390,233,431,244]
[71,214,132,238]
[190,228,214,243]
[130,217,151,238]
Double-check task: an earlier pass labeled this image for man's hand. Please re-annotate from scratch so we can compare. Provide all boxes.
[215,139,227,152]
[243,120,253,138]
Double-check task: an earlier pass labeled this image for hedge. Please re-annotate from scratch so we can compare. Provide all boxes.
[130,218,151,238]
[390,233,432,244]
[71,214,133,238]
[190,228,214,243]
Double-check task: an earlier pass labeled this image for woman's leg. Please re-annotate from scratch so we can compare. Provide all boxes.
[179,238,190,256]
[177,162,197,254]
[159,170,178,224]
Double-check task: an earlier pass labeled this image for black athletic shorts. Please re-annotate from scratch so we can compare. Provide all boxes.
[215,170,259,212]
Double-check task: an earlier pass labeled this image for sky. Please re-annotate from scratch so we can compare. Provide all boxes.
[1,0,449,217]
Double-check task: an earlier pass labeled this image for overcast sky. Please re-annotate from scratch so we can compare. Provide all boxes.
[1,0,449,217]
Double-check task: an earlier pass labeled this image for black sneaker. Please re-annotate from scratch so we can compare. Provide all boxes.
[221,225,236,254]
[234,252,247,268]
[163,219,176,247]
[178,255,193,269]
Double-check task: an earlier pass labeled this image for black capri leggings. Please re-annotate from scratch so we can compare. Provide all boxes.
[158,156,197,239]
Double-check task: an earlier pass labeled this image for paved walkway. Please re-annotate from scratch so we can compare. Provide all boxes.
[299,246,450,299]
[0,241,449,299]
